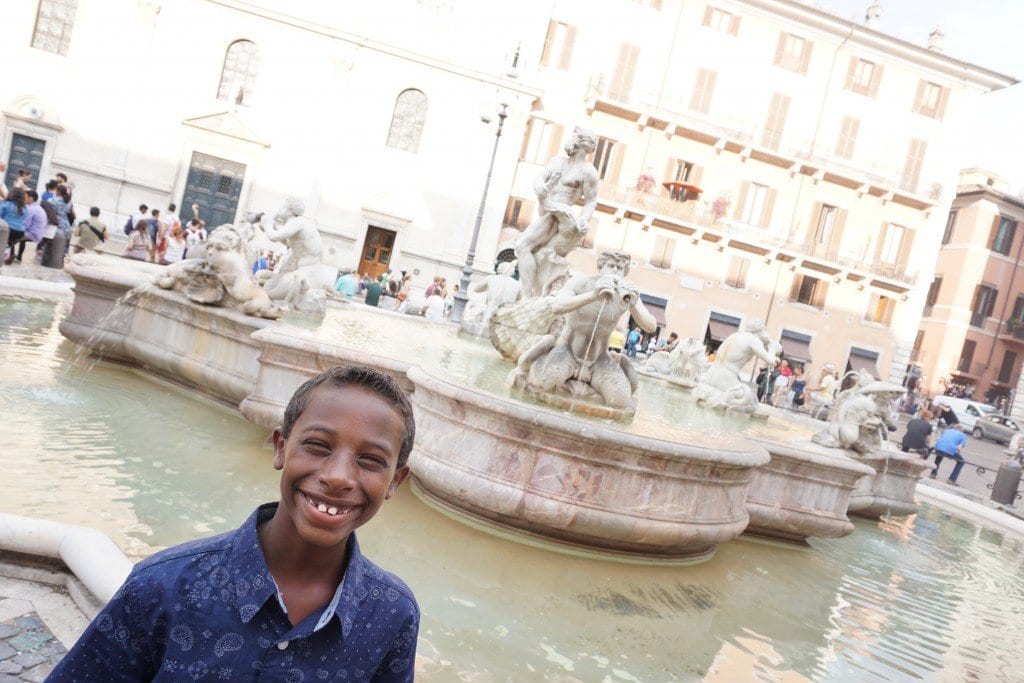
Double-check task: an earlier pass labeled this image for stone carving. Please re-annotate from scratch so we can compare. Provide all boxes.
[514,127,599,299]
[258,198,340,314]
[641,336,708,385]
[812,371,904,454]
[469,260,523,326]
[155,224,285,319]
[694,319,780,414]
[507,250,656,417]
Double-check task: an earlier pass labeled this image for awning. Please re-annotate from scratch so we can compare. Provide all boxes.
[640,294,668,327]
[847,348,881,380]
[780,331,812,363]
[707,312,741,342]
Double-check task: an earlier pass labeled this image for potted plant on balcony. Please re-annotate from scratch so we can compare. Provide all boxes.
[710,193,731,223]
[1007,317,1024,336]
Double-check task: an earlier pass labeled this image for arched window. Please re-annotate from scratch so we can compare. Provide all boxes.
[217,40,260,106]
[32,0,77,56]
[386,89,428,153]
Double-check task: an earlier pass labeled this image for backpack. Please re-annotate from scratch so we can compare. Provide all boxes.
[123,216,134,235]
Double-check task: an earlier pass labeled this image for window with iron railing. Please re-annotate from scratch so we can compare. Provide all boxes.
[970,284,998,328]
[999,351,1018,384]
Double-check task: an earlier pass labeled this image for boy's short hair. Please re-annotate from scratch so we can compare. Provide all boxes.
[282,365,416,467]
[90,206,100,217]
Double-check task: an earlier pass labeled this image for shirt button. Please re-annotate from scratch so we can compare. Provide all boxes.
[277,641,289,650]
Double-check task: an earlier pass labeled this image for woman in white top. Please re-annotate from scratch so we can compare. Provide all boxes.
[161,225,186,264]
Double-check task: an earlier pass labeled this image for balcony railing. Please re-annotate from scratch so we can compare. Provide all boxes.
[953,361,987,378]
[1004,320,1024,340]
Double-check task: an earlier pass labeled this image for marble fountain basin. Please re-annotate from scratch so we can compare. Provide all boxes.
[57,254,915,560]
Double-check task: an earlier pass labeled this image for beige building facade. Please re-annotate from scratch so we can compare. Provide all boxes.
[501,0,1014,383]
[916,169,1024,410]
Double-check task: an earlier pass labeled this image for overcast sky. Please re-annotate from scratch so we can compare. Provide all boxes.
[818,0,1024,190]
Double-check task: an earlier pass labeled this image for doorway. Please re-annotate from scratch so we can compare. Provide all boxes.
[180,152,246,230]
[358,227,396,279]
[4,133,46,190]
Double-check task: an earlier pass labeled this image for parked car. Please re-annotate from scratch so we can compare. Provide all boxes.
[936,397,997,429]
[971,414,1021,445]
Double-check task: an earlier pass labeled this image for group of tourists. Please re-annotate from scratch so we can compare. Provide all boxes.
[122,202,208,265]
[334,269,457,320]
[0,166,84,266]
[899,401,968,485]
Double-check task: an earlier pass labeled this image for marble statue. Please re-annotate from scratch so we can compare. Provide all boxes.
[469,260,523,326]
[642,336,708,385]
[694,319,780,413]
[258,198,339,314]
[514,127,599,299]
[508,250,656,415]
[155,224,285,319]
[812,371,904,454]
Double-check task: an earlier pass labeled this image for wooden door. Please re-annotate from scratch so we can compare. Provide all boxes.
[358,227,396,279]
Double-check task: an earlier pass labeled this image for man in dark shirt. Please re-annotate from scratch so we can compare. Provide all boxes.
[935,403,960,427]
[901,408,934,458]
[364,275,384,307]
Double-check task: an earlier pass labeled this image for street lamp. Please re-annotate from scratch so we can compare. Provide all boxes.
[450,102,509,324]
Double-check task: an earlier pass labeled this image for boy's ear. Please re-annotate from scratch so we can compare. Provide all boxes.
[386,466,411,499]
[271,429,286,470]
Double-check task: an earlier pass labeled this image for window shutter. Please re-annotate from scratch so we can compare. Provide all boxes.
[901,139,926,193]
[868,63,883,98]
[664,157,677,184]
[609,142,626,184]
[610,43,639,102]
[702,5,713,26]
[935,86,949,121]
[896,227,914,267]
[503,197,519,226]
[558,26,577,70]
[519,118,535,160]
[728,13,740,36]
[734,181,750,220]
[912,79,926,114]
[689,163,704,187]
[760,188,777,229]
[814,280,829,308]
[988,214,1002,249]
[540,20,557,66]
[519,199,536,229]
[546,123,565,161]
[799,40,813,74]
[690,68,716,114]
[808,202,823,243]
[844,57,858,90]
[873,223,888,262]
[831,209,848,252]
[773,32,787,66]
[836,116,859,158]
[789,274,803,301]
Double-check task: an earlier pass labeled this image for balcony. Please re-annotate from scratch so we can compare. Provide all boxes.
[1002,320,1024,341]
[952,362,987,380]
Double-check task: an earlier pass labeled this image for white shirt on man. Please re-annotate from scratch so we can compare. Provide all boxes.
[421,294,445,321]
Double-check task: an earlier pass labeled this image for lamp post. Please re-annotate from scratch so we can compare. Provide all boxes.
[450,103,509,324]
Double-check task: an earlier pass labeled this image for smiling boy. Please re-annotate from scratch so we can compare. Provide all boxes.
[49,366,418,682]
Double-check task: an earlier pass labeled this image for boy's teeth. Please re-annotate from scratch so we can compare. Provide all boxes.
[328,507,338,515]
[317,502,328,512]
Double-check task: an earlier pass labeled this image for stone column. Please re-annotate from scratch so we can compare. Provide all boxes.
[887,340,912,385]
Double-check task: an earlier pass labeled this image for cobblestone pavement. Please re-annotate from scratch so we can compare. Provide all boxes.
[0,575,89,682]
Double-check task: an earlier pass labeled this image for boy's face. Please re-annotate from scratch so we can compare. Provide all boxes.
[272,385,410,549]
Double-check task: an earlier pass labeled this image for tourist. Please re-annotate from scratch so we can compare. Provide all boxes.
[0,162,7,200]
[125,203,148,235]
[124,220,152,260]
[162,202,181,241]
[625,326,641,358]
[56,172,73,201]
[161,224,186,264]
[49,366,419,681]
[147,208,164,262]
[808,364,838,410]
[788,366,807,410]
[394,273,412,312]
[364,274,384,308]
[444,284,458,318]
[424,275,441,298]
[901,409,934,459]
[37,194,60,261]
[51,184,74,246]
[772,363,791,408]
[21,191,48,258]
[421,289,445,320]
[334,268,358,300]
[41,179,57,203]
[930,425,967,486]
[608,327,625,353]
[0,188,28,264]
[658,332,679,352]
[73,207,107,254]
[13,168,32,191]
[252,251,269,274]
[184,218,207,257]
[934,402,960,428]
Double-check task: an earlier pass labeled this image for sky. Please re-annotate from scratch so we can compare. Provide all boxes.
[819,0,1024,190]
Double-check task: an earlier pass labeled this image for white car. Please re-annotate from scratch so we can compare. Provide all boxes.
[936,397,997,430]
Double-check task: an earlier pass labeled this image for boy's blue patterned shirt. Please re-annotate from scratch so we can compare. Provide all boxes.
[47,503,418,682]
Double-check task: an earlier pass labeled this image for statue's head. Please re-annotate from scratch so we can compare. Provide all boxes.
[276,197,305,221]
[596,249,631,277]
[206,225,242,254]
[496,260,516,276]
[744,318,767,334]
[565,127,597,156]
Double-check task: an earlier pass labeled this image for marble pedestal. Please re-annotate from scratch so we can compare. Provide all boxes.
[847,448,931,518]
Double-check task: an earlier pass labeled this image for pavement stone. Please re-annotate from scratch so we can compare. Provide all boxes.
[0,628,13,641]
[7,633,51,653]
[0,661,18,674]
[0,643,14,661]
[0,674,21,683]
[8,617,43,633]
[20,665,50,683]
[9,653,44,670]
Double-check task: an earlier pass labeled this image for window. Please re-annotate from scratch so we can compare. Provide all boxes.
[925,277,942,309]
[670,159,695,183]
[31,0,77,55]
[609,43,640,102]
[835,116,859,159]
[813,205,838,245]
[971,284,998,327]
[762,93,790,150]
[844,58,881,97]
[866,293,896,326]
[503,197,534,229]
[386,89,428,153]
[724,256,750,289]
[739,183,768,225]
[522,119,563,164]
[876,224,905,264]
[689,68,717,114]
[913,79,948,120]
[900,138,927,194]
[703,6,740,35]
[989,215,1017,256]
[790,274,828,308]
[999,351,1018,384]
[942,209,958,245]
[774,32,812,74]
[592,136,619,181]
[957,340,976,373]
[540,20,577,70]
[1011,295,1024,322]
[911,330,925,361]
[217,40,260,106]
[650,234,676,269]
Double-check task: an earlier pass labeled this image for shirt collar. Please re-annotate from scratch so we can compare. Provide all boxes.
[229,503,369,636]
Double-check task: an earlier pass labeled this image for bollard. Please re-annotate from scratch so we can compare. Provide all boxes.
[44,230,68,268]
[991,456,1023,505]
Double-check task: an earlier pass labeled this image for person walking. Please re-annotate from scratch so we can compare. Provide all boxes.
[74,207,108,254]
[788,366,807,410]
[901,409,934,459]
[0,187,28,264]
[930,425,967,486]
[625,326,641,358]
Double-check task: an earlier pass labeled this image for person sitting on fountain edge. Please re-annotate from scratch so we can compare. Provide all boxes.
[49,365,419,682]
